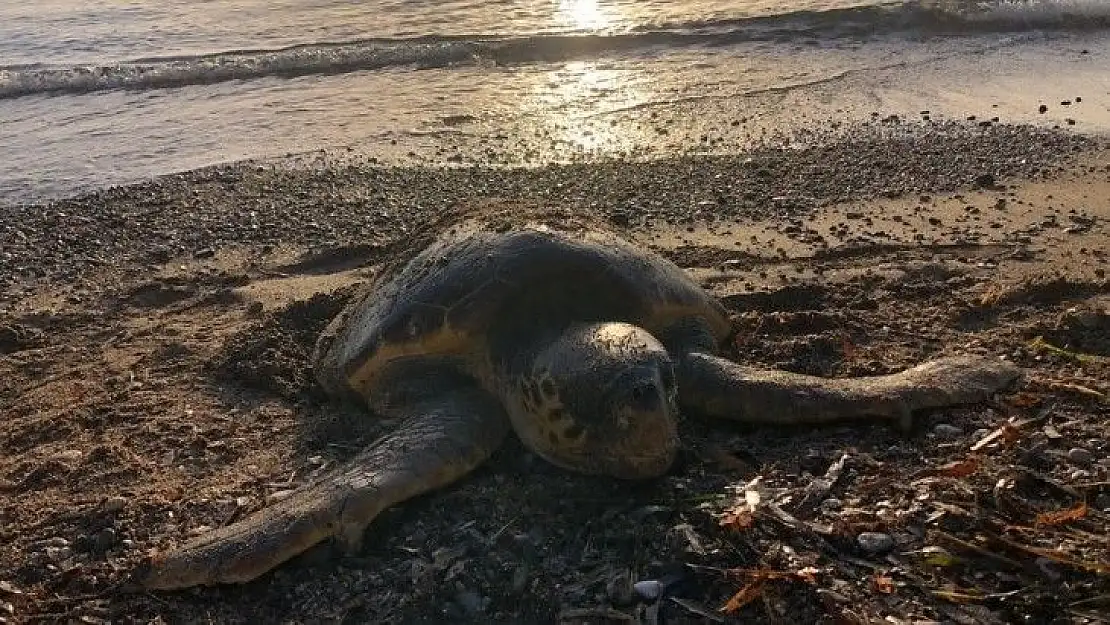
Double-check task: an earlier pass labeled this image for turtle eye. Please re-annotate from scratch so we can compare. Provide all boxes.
[629,382,660,410]
[660,366,675,390]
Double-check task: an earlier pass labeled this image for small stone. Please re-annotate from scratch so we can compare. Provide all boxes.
[94,527,118,553]
[817,588,851,604]
[820,497,843,512]
[455,590,485,616]
[608,211,630,227]
[974,173,995,188]
[38,537,70,549]
[933,424,963,439]
[857,532,895,554]
[0,581,21,597]
[1038,104,1048,114]
[1069,469,1091,481]
[511,565,530,593]
[268,489,297,503]
[45,546,72,562]
[633,579,663,600]
[1067,448,1094,466]
[607,571,634,605]
[53,449,83,463]
[102,496,127,513]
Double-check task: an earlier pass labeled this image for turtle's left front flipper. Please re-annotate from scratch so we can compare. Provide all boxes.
[675,353,1021,430]
[135,383,510,590]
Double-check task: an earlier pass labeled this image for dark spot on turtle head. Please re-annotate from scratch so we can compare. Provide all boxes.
[523,380,542,407]
[547,407,567,423]
[540,377,556,397]
[564,423,585,440]
[548,431,560,446]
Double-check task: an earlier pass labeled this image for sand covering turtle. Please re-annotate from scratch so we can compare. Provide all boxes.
[137,209,1020,590]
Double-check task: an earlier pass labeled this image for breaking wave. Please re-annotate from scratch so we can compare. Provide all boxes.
[2,0,1107,100]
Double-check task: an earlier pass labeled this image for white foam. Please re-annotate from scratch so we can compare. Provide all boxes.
[980,0,1110,23]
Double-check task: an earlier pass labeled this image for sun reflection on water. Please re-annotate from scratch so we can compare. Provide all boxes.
[555,0,611,31]
[527,60,650,155]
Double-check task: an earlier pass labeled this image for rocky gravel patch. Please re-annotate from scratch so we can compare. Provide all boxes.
[0,121,1099,303]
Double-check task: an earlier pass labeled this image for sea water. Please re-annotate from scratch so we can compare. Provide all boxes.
[1,0,1108,203]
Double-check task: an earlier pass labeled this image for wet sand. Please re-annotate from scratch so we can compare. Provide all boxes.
[1,122,1108,623]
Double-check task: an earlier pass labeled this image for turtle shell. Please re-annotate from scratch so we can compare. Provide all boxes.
[313,219,730,404]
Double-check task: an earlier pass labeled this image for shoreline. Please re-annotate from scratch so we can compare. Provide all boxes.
[4,26,1109,205]
[1,121,1108,623]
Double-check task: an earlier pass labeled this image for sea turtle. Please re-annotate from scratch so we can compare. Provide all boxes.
[137,213,1020,590]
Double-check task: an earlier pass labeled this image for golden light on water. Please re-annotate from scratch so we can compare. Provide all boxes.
[528,60,649,155]
[520,2,652,157]
[556,0,610,31]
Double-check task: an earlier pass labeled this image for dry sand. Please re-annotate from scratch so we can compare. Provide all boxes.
[1,124,1108,624]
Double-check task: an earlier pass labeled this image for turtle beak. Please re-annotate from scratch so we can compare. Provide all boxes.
[605,375,679,479]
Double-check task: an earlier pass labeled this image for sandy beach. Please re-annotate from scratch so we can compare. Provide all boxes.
[1,121,1108,623]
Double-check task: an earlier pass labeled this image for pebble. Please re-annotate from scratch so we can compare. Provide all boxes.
[933,423,963,439]
[36,537,70,549]
[268,489,297,503]
[52,449,83,463]
[857,532,896,554]
[102,496,127,513]
[633,579,663,600]
[95,527,118,553]
[1067,448,1094,466]
[45,545,72,562]
[816,588,851,605]
[606,571,634,605]
[455,590,486,616]
[511,565,530,593]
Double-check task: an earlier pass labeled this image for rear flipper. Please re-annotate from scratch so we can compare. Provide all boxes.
[136,385,511,590]
[676,353,1021,431]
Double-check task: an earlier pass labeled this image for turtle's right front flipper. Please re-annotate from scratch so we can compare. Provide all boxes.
[136,385,510,590]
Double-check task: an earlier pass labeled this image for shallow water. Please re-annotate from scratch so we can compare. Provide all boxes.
[1,0,1109,203]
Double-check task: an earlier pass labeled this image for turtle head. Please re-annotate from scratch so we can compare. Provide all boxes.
[517,322,679,480]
